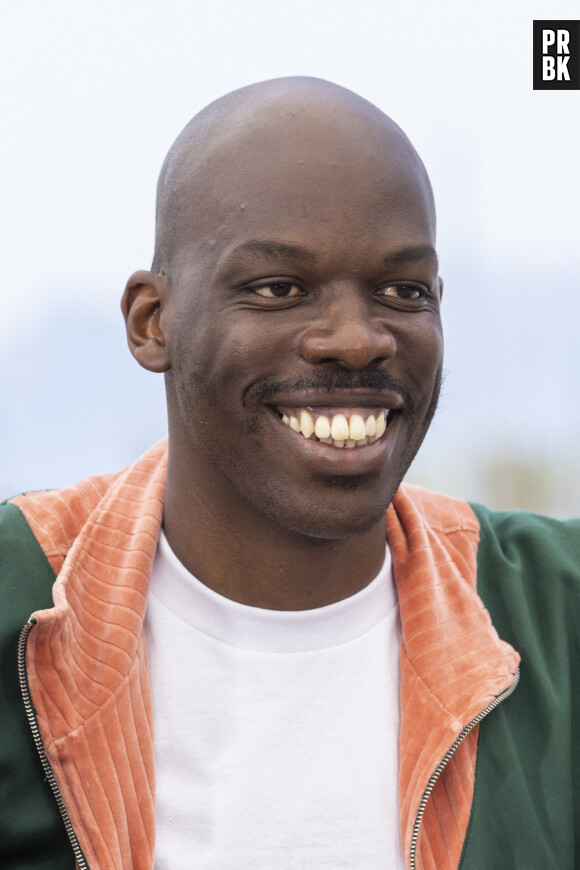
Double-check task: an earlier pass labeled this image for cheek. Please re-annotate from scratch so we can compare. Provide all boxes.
[398,320,444,397]
[173,317,280,420]
[421,326,444,380]
[203,309,296,379]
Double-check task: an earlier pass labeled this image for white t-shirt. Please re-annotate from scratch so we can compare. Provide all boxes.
[145,531,405,870]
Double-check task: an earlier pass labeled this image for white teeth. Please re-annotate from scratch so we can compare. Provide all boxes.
[330,413,349,441]
[281,408,390,448]
[348,414,366,441]
[314,415,331,439]
[376,411,387,437]
[365,415,377,437]
[300,410,315,438]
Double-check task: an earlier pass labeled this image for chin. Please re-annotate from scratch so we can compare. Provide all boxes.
[286,507,390,542]
[264,482,396,543]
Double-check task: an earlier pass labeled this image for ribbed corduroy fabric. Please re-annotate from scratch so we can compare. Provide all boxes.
[12,441,519,870]
[387,486,520,868]
[12,443,167,870]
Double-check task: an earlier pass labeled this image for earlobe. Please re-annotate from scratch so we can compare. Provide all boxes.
[121,270,171,373]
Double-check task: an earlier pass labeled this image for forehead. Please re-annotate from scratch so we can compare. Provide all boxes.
[167,95,436,270]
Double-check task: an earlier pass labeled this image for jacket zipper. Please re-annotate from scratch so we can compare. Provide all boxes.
[17,618,90,870]
[409,667,520,870]
[17,610,519,870]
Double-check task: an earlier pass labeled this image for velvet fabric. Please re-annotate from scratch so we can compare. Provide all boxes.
[11,441,519,869]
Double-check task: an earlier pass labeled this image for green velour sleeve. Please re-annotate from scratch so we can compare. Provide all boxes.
[0,502,75,870]
[459,506,580,869]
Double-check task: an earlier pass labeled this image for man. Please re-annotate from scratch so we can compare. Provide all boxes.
[0,77,578,869]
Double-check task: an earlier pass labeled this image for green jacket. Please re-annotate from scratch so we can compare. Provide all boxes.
[0,442,578,869]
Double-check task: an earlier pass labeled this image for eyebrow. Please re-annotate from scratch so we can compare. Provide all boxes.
[228,239,317,262]
[384,244,439,269]
[226,239,439,270]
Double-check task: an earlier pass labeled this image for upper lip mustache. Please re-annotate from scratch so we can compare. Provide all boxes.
[267,391,405,410]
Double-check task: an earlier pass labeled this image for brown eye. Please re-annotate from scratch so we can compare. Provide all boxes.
[378,284,423,300]
[254,282,301,299]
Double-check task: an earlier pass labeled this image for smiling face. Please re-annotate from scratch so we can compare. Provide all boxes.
[143,82,443,542]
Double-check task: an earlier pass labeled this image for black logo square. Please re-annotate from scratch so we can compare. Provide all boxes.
[533,20,580,89]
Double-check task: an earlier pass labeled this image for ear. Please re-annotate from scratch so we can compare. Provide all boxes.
[121,270,171,373]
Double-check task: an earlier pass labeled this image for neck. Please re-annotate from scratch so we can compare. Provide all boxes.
[163,447,388,611]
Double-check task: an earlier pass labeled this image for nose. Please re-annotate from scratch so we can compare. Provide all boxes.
[299,292,396,370]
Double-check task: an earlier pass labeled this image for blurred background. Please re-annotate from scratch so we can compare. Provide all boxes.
[1,0,578,516]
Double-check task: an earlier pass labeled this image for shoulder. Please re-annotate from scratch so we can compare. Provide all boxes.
[0,473,120,633]
[0,499,56,580]
[470,501,580,559]
[394,483,580,621]
[4,440,168,575]
[0,440,168,621]
[5,470,123,574]
[0,501,58,651]
[0,466,134,652]
[397,482,580,568]
[395,482,479,534]
[472,504,580,584]
[468,503,580,663]
[0,470,124,630]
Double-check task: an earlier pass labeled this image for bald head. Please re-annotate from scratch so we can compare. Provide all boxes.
[152,76,435,276]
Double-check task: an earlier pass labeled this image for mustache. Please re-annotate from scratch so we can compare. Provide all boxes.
[252,370,415,413]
